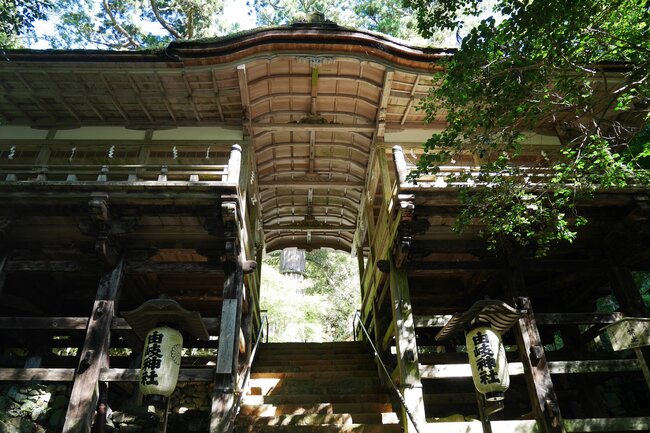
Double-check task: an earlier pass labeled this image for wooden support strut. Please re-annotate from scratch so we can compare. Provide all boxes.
[62,259,124,433]
[505,270,564,433]
[388,258,426,433]
[608,262,650,389]
[210,258,244,433]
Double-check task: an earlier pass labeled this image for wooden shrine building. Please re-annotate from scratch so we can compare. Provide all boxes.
[0,19,648,433]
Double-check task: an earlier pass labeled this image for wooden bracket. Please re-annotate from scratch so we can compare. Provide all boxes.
[78,193,135,267]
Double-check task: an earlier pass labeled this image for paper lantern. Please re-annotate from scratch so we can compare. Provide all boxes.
[466,324,509,401]
[139,326,183,397]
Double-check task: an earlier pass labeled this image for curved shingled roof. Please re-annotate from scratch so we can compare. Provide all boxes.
[0,23,450,252]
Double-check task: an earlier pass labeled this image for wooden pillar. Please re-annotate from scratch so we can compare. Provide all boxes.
[210,259,244,433]
[63,259,124,433]
[389,259,426,432]
[505,269,564,433]
[227,144,242,184]
[0,252,7,296]
[378,149,392,206]
[392,145,408,185]
[608,263,650,389]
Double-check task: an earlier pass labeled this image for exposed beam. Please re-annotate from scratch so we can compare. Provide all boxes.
[237,64,252,137]
[251,123,375,133]
[4,260,225,275]
[375,70,393,138]
[0,368,215,382]
[264,224,356,232]
[0,316,220,333]
[259,180,364,188]
[419,359,640,379]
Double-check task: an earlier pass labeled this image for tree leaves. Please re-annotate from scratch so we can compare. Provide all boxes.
[409,0,649,256]
[0,0,52,48]
[46,0,236,49]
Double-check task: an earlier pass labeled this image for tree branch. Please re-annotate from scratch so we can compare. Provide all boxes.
[149,0,182,39]
[101,0,142,49]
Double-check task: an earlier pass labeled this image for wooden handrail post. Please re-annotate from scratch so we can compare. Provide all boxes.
[389,258,426,432]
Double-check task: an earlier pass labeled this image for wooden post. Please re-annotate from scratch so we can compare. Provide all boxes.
[378,148,393,206]
[505,270,564,433]
[392,145,408,185]
[608,263,650,389]
[388,259,426,433]
[0,253,7,296]
[210,259,244,433]
[63,259,124,433]
[227,144,242,184]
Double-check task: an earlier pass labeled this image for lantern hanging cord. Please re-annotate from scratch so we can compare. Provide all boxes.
[353,310,424,433]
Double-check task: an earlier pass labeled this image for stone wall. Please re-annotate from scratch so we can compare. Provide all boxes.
[0,382,212,433]
[0,383,69,433]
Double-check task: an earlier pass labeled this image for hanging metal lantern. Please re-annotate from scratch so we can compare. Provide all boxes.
[139,326,183,398]
[466,323,509,401]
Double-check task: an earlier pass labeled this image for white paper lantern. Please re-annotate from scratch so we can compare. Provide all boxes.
[139,326,183,397]
[466,324,509,401]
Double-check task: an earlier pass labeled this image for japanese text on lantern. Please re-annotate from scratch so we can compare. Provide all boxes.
[141,330,164,385]
[472,331,500,385]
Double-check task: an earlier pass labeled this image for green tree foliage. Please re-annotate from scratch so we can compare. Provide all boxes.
[260,249,360,342]
[248,0,424,41]
[405,0,650,255]
[46,0,235,49]
[0,0,52,48]
[249,0,353,28]
[352,0,419,40]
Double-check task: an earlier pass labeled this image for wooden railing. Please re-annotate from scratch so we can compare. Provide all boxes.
[0,163,230,183]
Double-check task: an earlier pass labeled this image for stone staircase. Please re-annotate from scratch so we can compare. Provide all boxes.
[237,342,401,433]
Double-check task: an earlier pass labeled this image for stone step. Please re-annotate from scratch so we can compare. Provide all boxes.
[236,412,400,427]
[251,370,377,380]
[235,424,402,433]
[248,378,382,396]
[259,343,368,354]
[242,394,392,406]
[255,355,372,366]
[253,363,376,374]
[240,403,395,417]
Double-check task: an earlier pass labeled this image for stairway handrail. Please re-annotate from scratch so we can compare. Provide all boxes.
[228,311,269,432]
[353,310,423,433]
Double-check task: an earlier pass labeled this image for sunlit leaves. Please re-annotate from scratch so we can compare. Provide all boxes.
[0,0,52,48]
[409,0,649,256]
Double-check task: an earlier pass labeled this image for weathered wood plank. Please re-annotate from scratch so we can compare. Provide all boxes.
[414,315,453,328]
[99,368,214,382]
[608,263,650,389]
[422,420,539,433]
[62,260,124,433]
[0,316,221,334]
[5,260,225,275]
[0,368,216,382]
[215,299,238,375]
[414,312,624,329]
[419,360,640,379]
[535,313,624,326]
[0,368,75,381]
[563,417,650,432]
